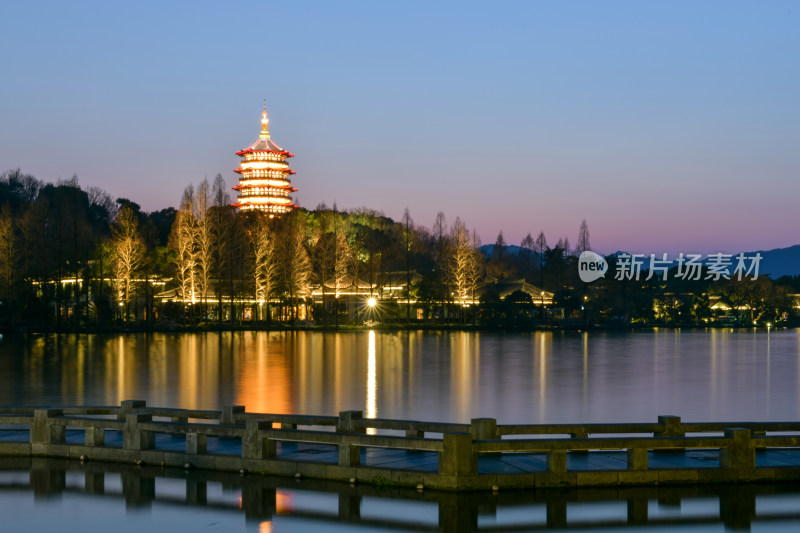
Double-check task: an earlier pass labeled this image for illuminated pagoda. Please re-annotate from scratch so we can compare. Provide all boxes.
[232,101,297,214]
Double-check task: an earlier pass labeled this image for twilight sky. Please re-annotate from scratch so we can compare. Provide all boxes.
[1,1,798,254]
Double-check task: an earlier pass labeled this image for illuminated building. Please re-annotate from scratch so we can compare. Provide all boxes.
[233,101,297,215]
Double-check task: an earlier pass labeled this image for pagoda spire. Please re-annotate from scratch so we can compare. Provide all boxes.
[260,99,270,140]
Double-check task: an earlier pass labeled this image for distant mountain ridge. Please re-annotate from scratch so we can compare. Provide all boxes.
[752,244,800,278]
[480,244,800,278]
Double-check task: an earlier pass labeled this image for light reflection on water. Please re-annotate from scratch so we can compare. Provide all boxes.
[0,329,798,424]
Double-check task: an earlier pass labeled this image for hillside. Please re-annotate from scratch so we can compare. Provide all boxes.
[480,244,800,278]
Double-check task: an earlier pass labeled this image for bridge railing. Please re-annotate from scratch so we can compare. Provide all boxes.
[3,401,800,489]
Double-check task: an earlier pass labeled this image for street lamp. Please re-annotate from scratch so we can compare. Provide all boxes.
[363,297,378,327]
[540,291,545,321]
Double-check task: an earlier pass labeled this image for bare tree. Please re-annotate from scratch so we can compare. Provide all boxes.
[432,211,448,265]
[280,214,312,322]
[111,206,145,321]
[312,209,334,322]
[312,206,352,324]
[0,205,15,305]
[332,208,351,297]
[169,187,197,313]
[87,186,118,223]
[488,230,508,278]
[535,231,548,318]
[402,208,414,321]
[520,232,535,280]
[194,178,213,317]
[446,217,482,319]
[576,219,590,254]
[251,214,278,321]
[209,174,232,321]
[432,211,448,319]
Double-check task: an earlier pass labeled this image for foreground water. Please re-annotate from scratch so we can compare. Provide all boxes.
[1,329,799,532]
[1,458,799,532]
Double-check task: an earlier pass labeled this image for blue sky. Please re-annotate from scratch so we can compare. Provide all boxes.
[1,1,798,253]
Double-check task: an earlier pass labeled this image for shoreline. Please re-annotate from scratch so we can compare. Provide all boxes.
[1,322,794,335]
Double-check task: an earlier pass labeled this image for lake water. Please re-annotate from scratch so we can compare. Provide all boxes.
[1,328,800,532]
[1,457,799,532]
[0,329,798,424]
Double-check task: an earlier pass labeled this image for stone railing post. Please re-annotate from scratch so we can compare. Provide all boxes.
[338,443,361,467]
[31,409,64,444]
[627,447,648,471]
[243,420,275,460]
[439,432,476,476]
[656,415,684,452]
[118,400,146,420]
[721,428,755,470]
[655,415,683,437]
[85,426,105,446]
[470,418,497,440]
[570,429,589,454]
[337,410,365,434]
[221,405,245,426]
[186,432,207,454]
[752,429,766,451]
[123,413,154,450]
[547,450,567,473]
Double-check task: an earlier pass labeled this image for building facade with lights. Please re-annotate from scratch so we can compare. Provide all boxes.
[232,102,297,214]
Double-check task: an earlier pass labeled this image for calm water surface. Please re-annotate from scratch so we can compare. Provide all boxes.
[0,328,797,423]
[0,458,799,532]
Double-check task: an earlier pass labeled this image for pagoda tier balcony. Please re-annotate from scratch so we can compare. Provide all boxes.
[233,185,292,192]
[234,196,293,205]
[234,177,292,187]
[238,190,290,198]
[242,153,288,163]
[234,168,296,175]
[234,183,293,191]
[236,161,290,170]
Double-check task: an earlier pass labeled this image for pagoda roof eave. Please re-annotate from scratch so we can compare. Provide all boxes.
[233,185,295,191]
[230,201,298,208]
[234,169,295,175]
[236,148,293,157]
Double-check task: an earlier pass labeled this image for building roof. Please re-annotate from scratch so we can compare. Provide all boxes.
[236,101,294,156]
[481,278,554,301]
[236,137,292,156]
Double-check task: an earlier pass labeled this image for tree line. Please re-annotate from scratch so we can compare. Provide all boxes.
[0,168,797,331]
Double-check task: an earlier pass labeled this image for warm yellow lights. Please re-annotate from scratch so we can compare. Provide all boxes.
[237,196,291,205]
[367,297,377,308]
[238,204,291,213]
[260,99,270,140]
[244,152,284,162]
[238,178,290,187]
[240,161,289,171]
